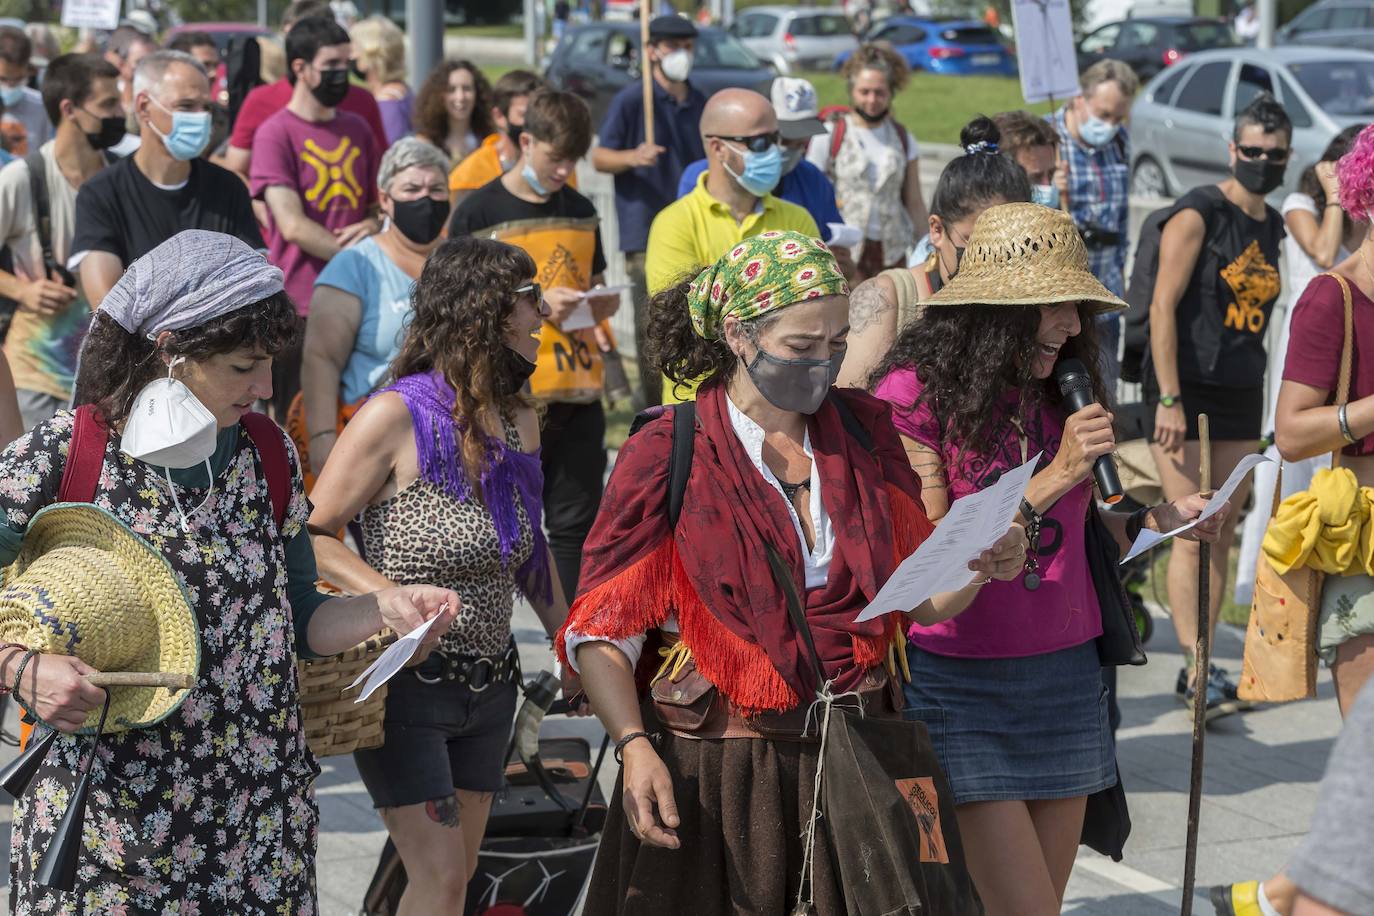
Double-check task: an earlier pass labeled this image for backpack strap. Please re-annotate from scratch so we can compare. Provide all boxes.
[22,151,53,277]
[58,404,108,504]
[240,412,290,530]
[667,402,696,529]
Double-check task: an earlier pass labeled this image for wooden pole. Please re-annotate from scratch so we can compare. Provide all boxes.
[1180,414,1213,916]
[640,2,655,148]
[85,672,194,690]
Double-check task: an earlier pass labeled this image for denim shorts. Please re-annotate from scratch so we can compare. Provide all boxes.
[902,640,1116,805]
[353,652,518,808]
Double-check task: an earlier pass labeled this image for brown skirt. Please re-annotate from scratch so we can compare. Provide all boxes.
[583,726,845,916]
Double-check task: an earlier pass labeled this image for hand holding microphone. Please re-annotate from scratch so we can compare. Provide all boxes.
[1053,358,1123,504]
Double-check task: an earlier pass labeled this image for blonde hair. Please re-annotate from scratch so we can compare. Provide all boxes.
[351,15,406,85]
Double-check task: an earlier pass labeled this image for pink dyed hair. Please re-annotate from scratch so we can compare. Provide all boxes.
[1338,123,1374,222]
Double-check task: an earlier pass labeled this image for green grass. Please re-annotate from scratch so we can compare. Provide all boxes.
[804,70,1054,146]
[446,23,524,39]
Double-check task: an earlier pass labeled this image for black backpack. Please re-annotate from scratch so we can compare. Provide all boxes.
[1120,185,1227,384]
[0,150,74,342]
[225,34,264,133]
[627,394,873,527]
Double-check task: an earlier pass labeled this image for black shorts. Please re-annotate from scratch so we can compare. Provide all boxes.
[1143,373,1263,442]
[353,652,518,808]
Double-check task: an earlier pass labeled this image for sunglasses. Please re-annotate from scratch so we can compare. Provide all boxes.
[708,132,780,153]
[514,283,543,303]
[1236,145,1290,163]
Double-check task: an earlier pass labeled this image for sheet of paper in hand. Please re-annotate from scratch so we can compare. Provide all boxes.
[350,611,444,703]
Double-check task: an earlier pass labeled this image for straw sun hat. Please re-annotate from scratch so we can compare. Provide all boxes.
[924,202,1127,313]
[0,504,198,733]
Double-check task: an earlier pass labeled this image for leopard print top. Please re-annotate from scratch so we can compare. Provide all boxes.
[361,420,534,657]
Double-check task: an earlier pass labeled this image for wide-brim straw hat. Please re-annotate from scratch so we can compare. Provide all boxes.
[924,202,1128,313]
[0,504,199,733]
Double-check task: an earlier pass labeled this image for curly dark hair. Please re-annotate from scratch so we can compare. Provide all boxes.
[840,42,910,92]
[1301,124,1365,210]
[389,236,537,487]
[643,271,784,401]
[73,293,301,426]
[413,60,494,154]
[869,303,1110,459]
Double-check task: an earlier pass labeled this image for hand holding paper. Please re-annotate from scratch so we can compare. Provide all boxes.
[350,608,446,703]
[1120,453,1270,563]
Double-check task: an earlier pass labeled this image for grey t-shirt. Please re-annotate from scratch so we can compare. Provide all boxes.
[1289,679,1374,912]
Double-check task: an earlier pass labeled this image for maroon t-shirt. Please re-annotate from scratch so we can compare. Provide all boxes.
[229,78,387,152]
[1283,273,1374,456]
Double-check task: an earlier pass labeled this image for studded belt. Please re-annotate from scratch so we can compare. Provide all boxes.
[412,642,520,692]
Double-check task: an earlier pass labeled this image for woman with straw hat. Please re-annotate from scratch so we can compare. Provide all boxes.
[869,202,1230,913]
[0,229,459,914]
[556,230,1025,915]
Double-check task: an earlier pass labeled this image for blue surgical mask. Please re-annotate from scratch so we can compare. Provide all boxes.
[148,97,212,161]
[0,84,25,107]
[522,161,550,197]
[1031,183,1060,209]
[724,142,783,198]
[1078,113,1119,148]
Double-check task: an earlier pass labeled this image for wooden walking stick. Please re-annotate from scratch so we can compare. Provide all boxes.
[639,1,655,148]
[1180,414,1212,916]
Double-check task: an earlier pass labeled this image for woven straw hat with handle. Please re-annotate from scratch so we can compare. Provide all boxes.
[924,202,1128,313]
[0,504,199,733]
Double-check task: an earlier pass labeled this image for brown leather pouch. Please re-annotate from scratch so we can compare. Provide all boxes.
[650,657,720,734]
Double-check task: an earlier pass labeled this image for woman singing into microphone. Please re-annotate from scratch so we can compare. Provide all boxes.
[871,203,1227,915]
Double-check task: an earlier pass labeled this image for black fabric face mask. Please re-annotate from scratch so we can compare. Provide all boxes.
[1233,158,1287,196]
[391,196,451,245]
[84,114,127,151]
[310,67,350,108]
[507,123,524,148]
[495,345,538,397]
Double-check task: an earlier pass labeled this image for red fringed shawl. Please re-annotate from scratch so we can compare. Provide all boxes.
[556,386,934,714]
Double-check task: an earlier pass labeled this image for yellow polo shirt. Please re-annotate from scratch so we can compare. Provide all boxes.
[646,173,819,403]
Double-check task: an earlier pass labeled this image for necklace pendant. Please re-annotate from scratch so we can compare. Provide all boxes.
[1023,571,1042,591]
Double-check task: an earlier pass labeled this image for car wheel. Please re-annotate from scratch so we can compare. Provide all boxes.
[1132,155,1169,198]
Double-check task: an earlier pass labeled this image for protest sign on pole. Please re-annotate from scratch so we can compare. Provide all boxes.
[1010,0,1080,105]
[61,0,121,32]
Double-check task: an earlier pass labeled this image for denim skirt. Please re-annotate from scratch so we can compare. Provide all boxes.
[902,639,1116,805]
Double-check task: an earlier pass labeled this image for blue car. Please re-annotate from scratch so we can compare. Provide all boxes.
[834,17,1017,76]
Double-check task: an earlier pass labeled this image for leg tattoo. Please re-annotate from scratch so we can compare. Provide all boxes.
[425,794,461,829]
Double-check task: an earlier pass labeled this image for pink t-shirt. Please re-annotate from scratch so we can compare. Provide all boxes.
[250,108,380,314]
[873,366,1103,659]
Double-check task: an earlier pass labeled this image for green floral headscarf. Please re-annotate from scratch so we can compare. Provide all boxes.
[687,231,849,340]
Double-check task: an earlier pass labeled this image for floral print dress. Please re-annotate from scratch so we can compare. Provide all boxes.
[2,411,320,915]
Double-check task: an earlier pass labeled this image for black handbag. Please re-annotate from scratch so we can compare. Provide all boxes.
[765,545,983,916]
[1086,503,1147,667]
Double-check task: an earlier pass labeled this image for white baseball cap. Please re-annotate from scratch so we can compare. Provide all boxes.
[771,77,827,141]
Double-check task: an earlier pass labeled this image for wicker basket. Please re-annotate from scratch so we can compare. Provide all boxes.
[298,631,395,758]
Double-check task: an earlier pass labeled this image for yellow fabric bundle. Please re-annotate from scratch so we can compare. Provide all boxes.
[1262,467,1374,576]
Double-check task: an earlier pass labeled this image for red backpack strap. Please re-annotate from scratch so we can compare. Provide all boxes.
[58,404,108,504]
[819,105,849,163]
[240,412,290,530]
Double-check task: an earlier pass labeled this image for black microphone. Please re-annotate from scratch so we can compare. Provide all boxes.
[1053,358,1123,505]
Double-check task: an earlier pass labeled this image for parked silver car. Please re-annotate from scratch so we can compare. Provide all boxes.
[729,6,859,74]
[1129,46,1374,199]
[1276,0,1374,53]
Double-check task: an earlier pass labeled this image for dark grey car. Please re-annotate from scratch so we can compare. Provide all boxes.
[545,22,775,129]
[1278,0,1374,52]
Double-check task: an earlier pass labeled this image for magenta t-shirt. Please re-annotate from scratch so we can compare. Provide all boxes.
[250,108,381,314]
[1283,273,1374,457]
[873,366,1103,659]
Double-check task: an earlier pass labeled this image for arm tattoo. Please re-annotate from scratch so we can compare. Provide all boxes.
[425,795,462,829]
[848,278,894,334]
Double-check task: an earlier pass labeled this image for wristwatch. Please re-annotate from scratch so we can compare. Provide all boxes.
[1159,394,1182,408]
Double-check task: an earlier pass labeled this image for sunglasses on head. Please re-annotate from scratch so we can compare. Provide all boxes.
[514,283,543,303]
[1236,144,1290,163]
[709,132,780,153]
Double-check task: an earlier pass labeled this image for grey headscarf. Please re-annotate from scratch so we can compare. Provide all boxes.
[99,230,285,338]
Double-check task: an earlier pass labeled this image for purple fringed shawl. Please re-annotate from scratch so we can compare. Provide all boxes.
[379,371,552,604]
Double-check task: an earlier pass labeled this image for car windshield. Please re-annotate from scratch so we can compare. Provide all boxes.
[941,26,1001,44]
[697,31,763,69]
[1176,22,1239,50]
[1290,60,1374,115]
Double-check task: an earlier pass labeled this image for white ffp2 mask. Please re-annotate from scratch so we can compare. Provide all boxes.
[660,49,693,82]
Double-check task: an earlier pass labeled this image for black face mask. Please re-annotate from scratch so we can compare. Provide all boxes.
[84,114,127,151]
[310,67,350,108]
[349,59,365,81]
[390,196,451,245]
[494,345,538,397]
[855,105,889,125]
[1233,157,1287,196]
[507,123,524,149]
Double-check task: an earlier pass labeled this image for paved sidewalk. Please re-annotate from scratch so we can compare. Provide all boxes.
[0,596,1343,915]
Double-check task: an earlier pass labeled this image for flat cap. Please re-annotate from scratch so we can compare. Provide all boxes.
[648,14,698,40]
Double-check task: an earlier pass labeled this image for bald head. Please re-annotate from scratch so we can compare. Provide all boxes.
[700,88,777,140]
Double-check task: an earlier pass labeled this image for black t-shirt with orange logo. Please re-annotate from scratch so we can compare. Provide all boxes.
[1162,186,1285,388]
